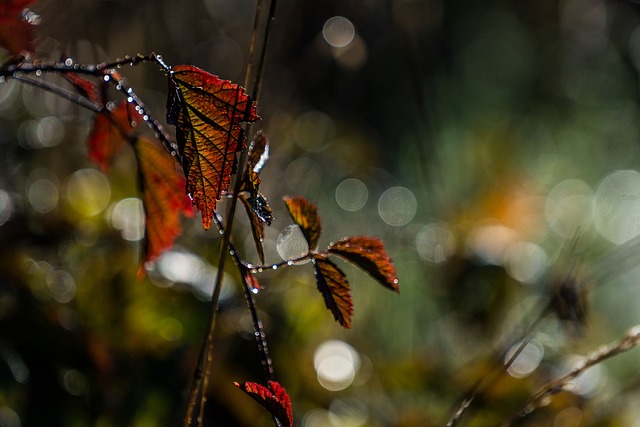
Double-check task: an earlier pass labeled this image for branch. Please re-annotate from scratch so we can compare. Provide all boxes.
[10,73,102,113]
[500,324,640,427]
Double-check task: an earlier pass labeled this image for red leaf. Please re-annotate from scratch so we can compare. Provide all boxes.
[312,254,353,328]
[88,100,140,172]
[64,72,102,105]
[235,380,293,427]
[134,136,194,271]
[328,236,399,292]
[241,266,262,293]
[283,195,321,250]
[167,65,260,229]
[0,1,39,57]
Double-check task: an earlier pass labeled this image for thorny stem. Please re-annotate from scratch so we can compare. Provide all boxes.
[104,69,179,162]
[184,1,280,426]
[1,53,180,162]
[499,324,640,427]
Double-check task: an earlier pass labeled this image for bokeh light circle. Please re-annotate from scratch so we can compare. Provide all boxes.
[322,16,355,48]
[378,186,417,226]
[314,340,360,391]
[64,169,111,217]
[415,223,456,264]
[335,178,368,211]
[276,224,310,260]
[593,170,640,244]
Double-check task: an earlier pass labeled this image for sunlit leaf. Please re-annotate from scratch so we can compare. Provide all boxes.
[283,195,321,250]
[234,380,293,427]
[88,100,139,172]
[134,136,194,271]
[312,254,353,328]
[167,64,260,229]
[0,0,39,57]
[328,236,399,292]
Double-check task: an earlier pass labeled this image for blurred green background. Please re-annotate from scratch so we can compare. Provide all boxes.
[3,0,640,425]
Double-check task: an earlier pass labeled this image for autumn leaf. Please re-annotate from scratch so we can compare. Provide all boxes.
[312,254,353,328]
[283,195,321,250]
[134,136,194,270]
[240,265,262,293]
[0,0,39,57]
[328,236,399,292]
[88,100,139,172]
[63,71,102,105]
[235,380,293,427]
[166,64,260,229]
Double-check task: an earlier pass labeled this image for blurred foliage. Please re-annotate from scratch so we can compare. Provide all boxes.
[3,0,640,426]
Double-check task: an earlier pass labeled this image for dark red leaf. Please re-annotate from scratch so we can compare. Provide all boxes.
[87,100,140,172]
[328,236,399,292]
[234,380,293,427]
[241,266,262,293]
[63,72,102,105]
[283,196,321,250]
[134,136,194,272]
[0,1,39,57]
[166,65,260,229]
[312,254,353,328]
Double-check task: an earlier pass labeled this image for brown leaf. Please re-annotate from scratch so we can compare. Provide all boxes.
[235,380,293,427]
[328,236,399,292]
[134,136,194,272]
[283,195,321,250]
[312,254,353,328]
[166,65,260,229]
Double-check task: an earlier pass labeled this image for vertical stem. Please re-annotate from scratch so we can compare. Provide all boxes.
[184,0,279,425]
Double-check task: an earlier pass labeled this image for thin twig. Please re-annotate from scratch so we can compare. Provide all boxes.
[10,73,102,113]
[499,324,640,427]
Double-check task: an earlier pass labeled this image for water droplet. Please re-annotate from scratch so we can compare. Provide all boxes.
[272,265,278,270]
[171,151,177,157]
[127,96,133,103]
[35,70,42,77]
[257,268,263,273]
[250,269,258,274]
[0,76,5,83]
[287,260,293,266]
[127,87,132,94]
[142,115,149,121]
[251,287,259,294]
[64,58,73,66]
[116,84,122,90]
[103,75,110,82]
[229,250,235,256]
[218,229,224,235]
